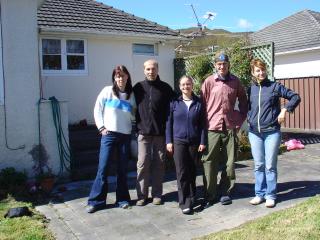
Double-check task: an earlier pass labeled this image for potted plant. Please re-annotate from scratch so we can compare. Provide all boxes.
[29,144,56,192]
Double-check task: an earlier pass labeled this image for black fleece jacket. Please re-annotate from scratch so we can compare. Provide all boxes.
[133,76,175,135]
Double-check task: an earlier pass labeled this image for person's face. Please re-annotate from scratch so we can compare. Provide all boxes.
[114,71,128,91]
[214,61,229,77]
[252,66,267,83]
[144,61,158,81]
[179,77,193,96]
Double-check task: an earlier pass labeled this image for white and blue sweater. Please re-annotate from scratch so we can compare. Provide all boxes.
[94,86,136,134]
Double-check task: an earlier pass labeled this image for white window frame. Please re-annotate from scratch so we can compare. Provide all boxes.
[0,19,3,105]
[132,43,158,56]
[40,37,88,76]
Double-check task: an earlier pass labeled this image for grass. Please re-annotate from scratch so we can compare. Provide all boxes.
[0,195,55,240]
[196,195,320,240]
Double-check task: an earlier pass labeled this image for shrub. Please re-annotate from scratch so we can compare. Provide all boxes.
[185,54,213,95]
[225,40,252,87]
[0,167,27,198]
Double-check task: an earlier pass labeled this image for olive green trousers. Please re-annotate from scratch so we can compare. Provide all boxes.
[201,130,238,201]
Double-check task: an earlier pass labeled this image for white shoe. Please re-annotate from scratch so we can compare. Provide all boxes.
[118,201,129,209]
[249,196,264,205]
[265,199,275,208]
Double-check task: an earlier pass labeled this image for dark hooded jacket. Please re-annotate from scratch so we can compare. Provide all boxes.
[247,79,301,133]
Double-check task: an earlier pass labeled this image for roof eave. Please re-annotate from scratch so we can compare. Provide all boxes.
[38,26,186,42]
[276,45,320,55]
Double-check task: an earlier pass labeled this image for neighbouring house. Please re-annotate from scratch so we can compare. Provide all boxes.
[38,0,184,124]
[250,9,320,132]
[0,0,68,178]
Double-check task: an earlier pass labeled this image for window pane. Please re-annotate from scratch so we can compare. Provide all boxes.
[133,44,155,55]
[42,39,61,54]
[67,40,84,54]
[42,55,61,70]
[67,55,84,70]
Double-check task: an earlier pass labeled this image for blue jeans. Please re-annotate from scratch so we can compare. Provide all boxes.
[88,132,131,207]
[248,130,281,200]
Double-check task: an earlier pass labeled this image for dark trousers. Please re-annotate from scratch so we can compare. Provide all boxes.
[173,142,198,210]
[88,132,131,207]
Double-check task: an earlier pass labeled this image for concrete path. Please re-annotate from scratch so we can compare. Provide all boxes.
[36,142,320,240]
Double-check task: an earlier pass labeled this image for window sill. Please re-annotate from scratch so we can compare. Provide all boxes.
[41,70,88,77]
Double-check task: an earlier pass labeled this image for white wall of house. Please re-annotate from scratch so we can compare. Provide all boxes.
[40,34,176,124]
[0,0,68,178]
[275,48,320,79]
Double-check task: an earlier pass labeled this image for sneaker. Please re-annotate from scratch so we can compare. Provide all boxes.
[249,196,264,205]
[118,201,129,209]
[265,199,275,208]
[220,196,232,205]
[182,208,191,214]
[136,199,146,206]
[152,197,162,205]
[86,205,104,214]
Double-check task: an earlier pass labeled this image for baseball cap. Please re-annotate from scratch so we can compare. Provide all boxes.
[214,53,229,63]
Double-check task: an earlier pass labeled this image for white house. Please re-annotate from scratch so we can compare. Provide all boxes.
[0,0,68,177]
[0,0,185,177]
[38,0,184,124]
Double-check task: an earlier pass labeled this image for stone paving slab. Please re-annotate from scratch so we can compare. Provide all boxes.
[36,143,320,240]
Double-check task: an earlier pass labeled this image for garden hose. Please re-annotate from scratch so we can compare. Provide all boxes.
[48,96,72,176]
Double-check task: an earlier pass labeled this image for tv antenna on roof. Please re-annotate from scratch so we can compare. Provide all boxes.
[186,4,216,34]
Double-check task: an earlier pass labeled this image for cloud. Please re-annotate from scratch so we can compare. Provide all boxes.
[237,18,253,29]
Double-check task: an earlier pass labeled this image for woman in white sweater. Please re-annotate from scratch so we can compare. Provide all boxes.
[86,65,136,213]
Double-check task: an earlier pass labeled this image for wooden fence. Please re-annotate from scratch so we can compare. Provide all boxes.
[278,76,320,132]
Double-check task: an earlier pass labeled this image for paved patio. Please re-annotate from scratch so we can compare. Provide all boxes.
[36,142,320,240]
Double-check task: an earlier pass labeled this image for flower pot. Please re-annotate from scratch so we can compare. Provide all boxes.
[40,177,55,192]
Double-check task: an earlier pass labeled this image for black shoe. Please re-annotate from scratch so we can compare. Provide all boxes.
[220,196,232,205]
[203,200,214,209]
[182,208,191,214]
[86,205,104,213]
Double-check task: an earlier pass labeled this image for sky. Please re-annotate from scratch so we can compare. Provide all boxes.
[98,0,320,32]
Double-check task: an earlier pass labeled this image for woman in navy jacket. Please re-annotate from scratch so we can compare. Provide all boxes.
[166,76,206,214]
[247,59,300,208]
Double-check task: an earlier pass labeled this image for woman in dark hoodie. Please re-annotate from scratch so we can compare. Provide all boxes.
[247,59,300,208]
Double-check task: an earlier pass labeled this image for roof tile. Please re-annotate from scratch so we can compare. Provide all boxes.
[249,10,320,53]
[38,0,180,38]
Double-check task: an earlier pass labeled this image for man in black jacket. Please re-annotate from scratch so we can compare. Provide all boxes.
[133,59,174,206]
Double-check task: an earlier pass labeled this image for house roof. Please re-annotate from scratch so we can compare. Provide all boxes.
[249,10,320,53]
[38,0,181,40]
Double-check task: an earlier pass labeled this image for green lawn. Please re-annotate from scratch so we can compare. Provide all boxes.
[0,195,54,240]
[196,195,320,240]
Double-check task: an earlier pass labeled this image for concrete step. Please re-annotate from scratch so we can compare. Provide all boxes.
[69,125,138,181]
[71,150,99,168]
[69,129,100,151]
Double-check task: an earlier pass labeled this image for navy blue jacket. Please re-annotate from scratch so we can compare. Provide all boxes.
[166,94,206,145]
[247,79,301,133]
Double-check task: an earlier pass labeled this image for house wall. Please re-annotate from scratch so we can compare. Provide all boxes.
[275,49,320,79]
[0,0,68,177]
[41,35,176,124]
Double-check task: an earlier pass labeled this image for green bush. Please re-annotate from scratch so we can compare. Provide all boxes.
[0,167,27,198]
[225,40,252,87]
[184,54,213,95]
